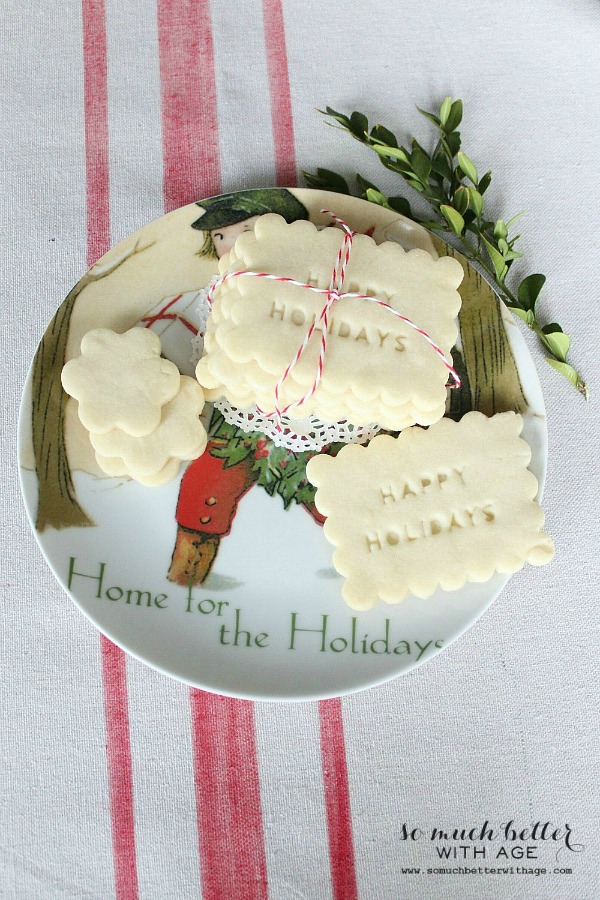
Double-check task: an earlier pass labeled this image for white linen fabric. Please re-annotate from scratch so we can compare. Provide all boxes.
[1,0,599,898]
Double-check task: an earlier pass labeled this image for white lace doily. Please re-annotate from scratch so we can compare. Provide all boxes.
[192,284,381,451]
[215,398,380,452]
[190,278,216,364]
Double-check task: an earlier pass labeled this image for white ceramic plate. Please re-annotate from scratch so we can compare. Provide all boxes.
[18,189,547,701]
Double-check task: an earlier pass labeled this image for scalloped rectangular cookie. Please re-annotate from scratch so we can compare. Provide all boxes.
[306,412,554,610]
[196,214,463,429]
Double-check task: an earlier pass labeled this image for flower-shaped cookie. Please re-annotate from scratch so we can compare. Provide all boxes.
[93,454,183,487]
[61,327,180,436]
[306,411,554,610]
[90,377,207,483]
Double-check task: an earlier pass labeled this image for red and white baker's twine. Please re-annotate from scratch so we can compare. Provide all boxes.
[205,210,460,427]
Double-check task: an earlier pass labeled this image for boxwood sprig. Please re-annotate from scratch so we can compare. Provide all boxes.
[304,99,587,397]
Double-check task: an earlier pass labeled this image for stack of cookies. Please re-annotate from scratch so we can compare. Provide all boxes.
[195,213,464,431]
[61,327,207,485]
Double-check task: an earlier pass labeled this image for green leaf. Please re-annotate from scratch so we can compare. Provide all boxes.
[478,171,492,194]
[482,236,508,282]
[545,358,582,390]
[387,195,414,218]
[355,173,380,194]
[365,188,392,208]
[469,189,484,217]
[444,99,463,133]
[511,307,536,326]
[506,211,525,228]
[302,167,350,194]
[371,143,411,166]
[349,111,369,138]
[497,237,509,255]
[440,204,465,235]
[494,219,508,240]
[411,143,432,182]
[439,96,452,127]
[370,124,398,147]
[302,170,324,191]
[541,322,563,334]
[431,151,453,181]
[416,106,441,127]
[383,158,415,177]
[446,131,461,157]
[320,106,351,129]
[457,151,478,185]
[544,330,571,362]
[454,185,470,215]
[425,183,445,203]
[518,273,546,311]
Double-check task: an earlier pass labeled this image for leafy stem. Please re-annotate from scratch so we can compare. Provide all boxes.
[303,99,587,397]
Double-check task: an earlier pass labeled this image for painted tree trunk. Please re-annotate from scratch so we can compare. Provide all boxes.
[32,243,153,531]
[32,280,94,531]
[434,237,528,416]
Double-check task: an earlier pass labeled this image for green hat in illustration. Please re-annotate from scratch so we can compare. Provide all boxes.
[192,188,309,231]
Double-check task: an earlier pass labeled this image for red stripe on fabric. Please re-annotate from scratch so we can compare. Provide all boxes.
[319,699,358,900]
[100,638,140,900]
[262,11,358,894]
[82,3,139,897]
[82,0,110,266]
[190,692,268,900]
[157,0,221,211]
[157,5,268,898]
[262,0,297,187]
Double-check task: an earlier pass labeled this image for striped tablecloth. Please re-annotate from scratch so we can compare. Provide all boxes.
[3,1,599,898]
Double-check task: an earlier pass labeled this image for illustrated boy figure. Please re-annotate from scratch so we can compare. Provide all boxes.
[194,188,308,258]
[167,189,329,587]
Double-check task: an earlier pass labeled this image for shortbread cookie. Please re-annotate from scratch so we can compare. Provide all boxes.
[195,214,463,429]
[94,453,183,486]
[89,377,207,481]
[61,327,180,436]
[306,412,554,610]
